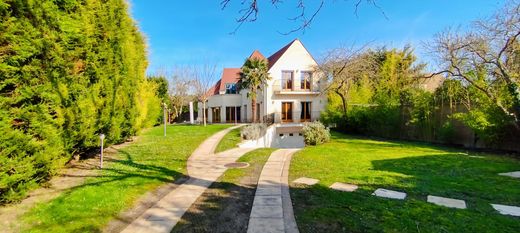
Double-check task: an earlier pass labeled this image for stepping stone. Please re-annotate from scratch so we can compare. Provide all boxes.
[292,177,319,185]
[491,204,520,217]
[498,171,520,178]
[427,195,467,209]
[329,182,358,192]
[372,188,406,200]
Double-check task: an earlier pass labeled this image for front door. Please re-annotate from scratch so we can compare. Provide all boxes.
[281,102,293,122]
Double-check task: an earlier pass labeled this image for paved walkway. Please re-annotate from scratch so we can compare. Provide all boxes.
[121,125,255,233]
[247,149,300,233]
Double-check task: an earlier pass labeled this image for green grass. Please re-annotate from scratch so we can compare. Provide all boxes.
[21,124,230,233]
[219,148,276,183]
[290,131,520,233]
[172,148,276,232]
[215,127,242,153]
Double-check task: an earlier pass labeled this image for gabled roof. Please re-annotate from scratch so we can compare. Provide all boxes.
[218,68,241,91]
[204,39,315,98]
[248,50,266,60]
[205,79,221,97]
[267,39,299,69]
[205,68,241,97]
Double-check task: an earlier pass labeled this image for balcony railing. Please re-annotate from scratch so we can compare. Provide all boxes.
[263,111,322,124]
[272,79,322,94]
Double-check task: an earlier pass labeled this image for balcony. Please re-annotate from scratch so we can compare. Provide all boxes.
[262,111,322,125]
[272,79,321,95]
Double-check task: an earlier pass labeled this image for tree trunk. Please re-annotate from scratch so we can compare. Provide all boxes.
[335,89,348,122]
[203,101,207,127]
[507,83,520,129]
[251,97,257,123]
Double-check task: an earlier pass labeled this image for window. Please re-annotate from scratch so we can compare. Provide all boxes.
[281,102,293,122]
[225,106,241,123]
[225,83,237,94]
[301,102,311,122]
[300,71,312,90]
[282,71,293,90]
[212,107,221,123]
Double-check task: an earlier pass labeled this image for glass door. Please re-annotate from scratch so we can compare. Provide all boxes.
[301,102,311,122]
[281,102,293,122]
[212,107,221,123]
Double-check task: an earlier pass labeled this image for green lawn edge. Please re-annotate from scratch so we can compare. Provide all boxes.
[20,124,230,233]
[215,127,242,153]
[290,131,520,233]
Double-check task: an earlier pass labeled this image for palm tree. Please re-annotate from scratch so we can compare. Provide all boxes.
[239,58,270,123]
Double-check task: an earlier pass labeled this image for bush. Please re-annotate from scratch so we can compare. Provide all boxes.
[302,121,331,145]
[241,124,267,140]
[0,0,156,204]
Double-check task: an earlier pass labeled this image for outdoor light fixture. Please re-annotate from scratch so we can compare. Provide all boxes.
[99,133,105,169]
[163,103,167,137]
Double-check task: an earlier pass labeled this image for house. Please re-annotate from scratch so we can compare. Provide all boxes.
[198,39,327,125]
[198,39,327,128]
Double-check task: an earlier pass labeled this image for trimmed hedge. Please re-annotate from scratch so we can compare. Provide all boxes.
[0,0,160,204]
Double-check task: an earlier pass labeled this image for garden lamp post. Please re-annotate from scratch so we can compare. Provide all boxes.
[99,133,105,169]
[163,102,167,136]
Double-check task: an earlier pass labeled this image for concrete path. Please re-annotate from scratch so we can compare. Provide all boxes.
[121,125,255,233]
[247,149,300,233]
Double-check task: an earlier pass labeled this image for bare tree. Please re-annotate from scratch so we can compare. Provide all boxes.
[167,67,193,122]
[193,64,218,126]
[428,0,520,129]
[319,44,378,120]
[220,0,384,34]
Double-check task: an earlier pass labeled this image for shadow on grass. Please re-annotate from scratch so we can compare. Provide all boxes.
[370,153,520,202]
[290,183,520,233]
[329,131,464,153]
[21,147,190,232]
[171,180,256,233]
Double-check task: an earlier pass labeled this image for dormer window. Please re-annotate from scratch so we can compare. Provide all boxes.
[225,83,237,94]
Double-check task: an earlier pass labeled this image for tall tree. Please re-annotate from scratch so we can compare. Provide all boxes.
[0,0,158,203]
[320,46,377,120]
[239,58,270,123]
[429,0,520,129]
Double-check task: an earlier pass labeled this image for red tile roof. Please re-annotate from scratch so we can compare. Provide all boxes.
[205,39,314,97]
[204,79,221,98]
[205,68,241,97]
[218,68,241,91]
[248,50,266,60]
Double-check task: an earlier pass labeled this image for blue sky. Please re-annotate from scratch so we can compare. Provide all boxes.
[128,0,504,74]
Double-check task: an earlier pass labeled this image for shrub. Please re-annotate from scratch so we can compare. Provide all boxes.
[0,0,155,204]
[302,121,331,145]
[241,124,267,140]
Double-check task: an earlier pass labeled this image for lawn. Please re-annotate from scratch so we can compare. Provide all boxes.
[173,148,276,232]
[290,131,520,233]
[215,127,242,153]
[20,124,230,233]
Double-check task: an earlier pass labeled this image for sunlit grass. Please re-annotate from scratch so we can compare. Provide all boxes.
[215,127,242,153]
[21,124,229,233]
[290,131,520,232]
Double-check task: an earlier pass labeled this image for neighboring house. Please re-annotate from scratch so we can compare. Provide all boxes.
[198,39,327,126]
[417,74,445,92]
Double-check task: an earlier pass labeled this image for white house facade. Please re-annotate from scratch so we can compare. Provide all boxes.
[198,39,327,128]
